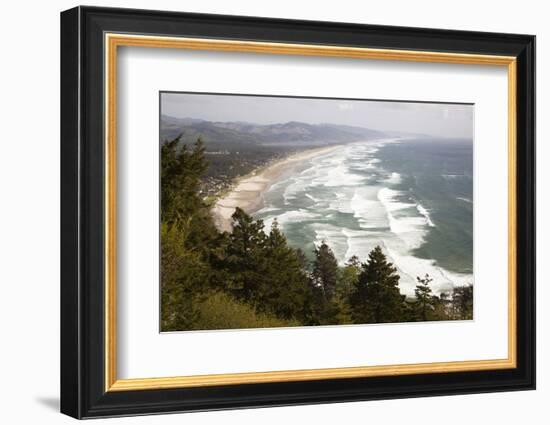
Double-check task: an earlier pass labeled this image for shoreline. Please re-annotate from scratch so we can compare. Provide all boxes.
[211,144,346,232]
[209,137,473,295]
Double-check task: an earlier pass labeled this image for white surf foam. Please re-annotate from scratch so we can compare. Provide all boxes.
[323,165,365,187]
[305,193,321,203]
[342,228,380,265]
[385,172,402,185]
[349,188,388,229]
[416,203,436,227]
[377,187,429,249]
[328,191,353,214]
[384,246,471,296]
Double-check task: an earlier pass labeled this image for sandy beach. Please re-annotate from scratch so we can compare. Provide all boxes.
[211,145,345,232]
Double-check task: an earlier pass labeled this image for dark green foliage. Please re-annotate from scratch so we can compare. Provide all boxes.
[432,291,452,320]
[413,274,436,321]
[161,135,207,223]
[263,220,312,320]
[160,136,474,331]
[330,256,361,325]
[405,279,472,322]
[312,242,339,300]
[160,222,210,331]
[337,255,361,301]
[161,136,217,248]
[224,207,269,302]
[309,242,346,325]
[349,246,405,323]
[160,136,216,331]
[451,284,474,320]
[224,213,312,321]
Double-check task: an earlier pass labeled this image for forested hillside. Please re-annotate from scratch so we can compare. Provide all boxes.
[160,117,387,198]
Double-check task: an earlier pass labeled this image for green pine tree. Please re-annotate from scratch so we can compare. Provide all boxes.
[432,291,451,320]
[412,274,436,321]
[312,241,339,300]
[262,220,312,320]
[160,136,218,331]
[161,136,207,222]
[160,135,217,248]
[224,207,268,303]
[332,256,362,324]
[309,242,341,324]
[337,255,361,301]
[349,246,405,323]
[451,284,474,320]
[160,221,210,331]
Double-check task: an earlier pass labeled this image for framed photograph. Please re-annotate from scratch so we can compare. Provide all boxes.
[60,6,535,419]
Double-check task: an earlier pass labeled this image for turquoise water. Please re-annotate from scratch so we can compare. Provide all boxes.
[253,138,473,295]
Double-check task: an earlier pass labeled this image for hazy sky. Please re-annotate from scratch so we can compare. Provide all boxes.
[161,92,473,138]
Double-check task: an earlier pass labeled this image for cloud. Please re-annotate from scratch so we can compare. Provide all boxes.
[337,102,354,111]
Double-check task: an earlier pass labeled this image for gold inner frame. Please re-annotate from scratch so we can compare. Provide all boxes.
[104,33,517,392]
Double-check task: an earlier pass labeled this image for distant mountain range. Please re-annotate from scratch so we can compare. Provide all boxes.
[160,115,387,146]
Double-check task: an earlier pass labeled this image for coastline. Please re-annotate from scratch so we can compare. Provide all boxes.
[210,137,473,294]
[211,144,345,232]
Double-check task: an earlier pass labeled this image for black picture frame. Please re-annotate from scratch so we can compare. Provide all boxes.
[60,5,535,419]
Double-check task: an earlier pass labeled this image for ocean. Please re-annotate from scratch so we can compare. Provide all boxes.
[253,138,474,295]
